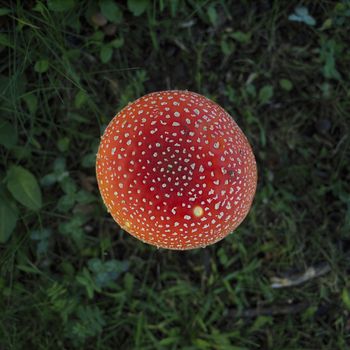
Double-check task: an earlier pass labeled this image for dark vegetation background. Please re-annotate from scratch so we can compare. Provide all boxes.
[0,0,350,349]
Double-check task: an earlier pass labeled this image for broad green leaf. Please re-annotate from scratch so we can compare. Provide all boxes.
[75,190,95,204]
[193,339,212,348]
[60,177,77,194]
[81,153,96,168]
[220,37,235,56]
[53,157,66,174]
[124,272,134,293]
[127,0,149,16]
[231,31,251,44]
[57,194,76,212]
[30,228,52,240]
[74,90,88,108]
[259,85,274,104]
[23,93,38,114]
[320,39,342,80]
[57,137,70,152]
[6,165,42,211]
[17,264,42,274]
[47,0,75,12]
[279,78,293,91]
[90,30,104,42]
[0,200,18,243]
[11,146,31,160]
[0,33,12,48]
[320,18,332,31]
[110,37,124,49]
[88,258,129,287]
[0,120,17,149]
[323,56,341,80]
[100,45,113,63]
[58,215,87,246]
[245,84,256,97]
[65,11,81,31]
[40,173,57,187]
[34,59,49,73]
[0,8,11,16]
[100,0,123,24]
[207,5,218,26]
[170,0,179,17]
[302,305,318,321]
[342,288,350,310]
[59,215,84,236]
[159,337,180,346]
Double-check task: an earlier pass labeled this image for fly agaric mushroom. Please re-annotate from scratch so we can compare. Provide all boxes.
[96,90,257,250]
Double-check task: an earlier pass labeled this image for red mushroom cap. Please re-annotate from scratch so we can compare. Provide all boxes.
[96,90,257,250]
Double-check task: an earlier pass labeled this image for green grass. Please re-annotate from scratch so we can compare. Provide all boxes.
[1,0,350,349]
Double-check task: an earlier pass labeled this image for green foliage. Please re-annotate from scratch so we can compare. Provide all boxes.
[231,31,251,44]
[258,85,274,104]
[76,258,129,298]
[207,5,218,26]
[127,0,149,16]
[6,166,42,211]
[57,177,95,213]
[99,0,123,24]
[74,90,88,109]
[0,33,12,48]
[41,159,67,187]
[0,192,18,243]
[30,228,52,256]
[76,267,100,299]
[0,120,17,149]
[47,0,76,12]
[320,38,342,80]
[23,93,38,115]
[46,281,77,322]
[0,1,349,349]
[57,137,70,153]
[0,8,11,16]
[59,213,89,246]
[67,305,106,344]
[100,45,113,63]
[88,258,129,287]
[341,288,350,310]
[34,59,49,73]
[279,79,293,92]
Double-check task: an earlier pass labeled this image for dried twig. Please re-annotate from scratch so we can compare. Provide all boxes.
[270,262,331,289]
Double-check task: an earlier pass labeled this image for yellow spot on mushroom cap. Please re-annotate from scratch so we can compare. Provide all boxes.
[193,206,204,217]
